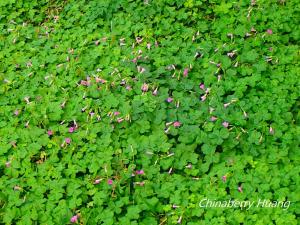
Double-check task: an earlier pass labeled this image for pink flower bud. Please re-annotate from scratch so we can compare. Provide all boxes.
[14,110,19,116]
[94,179,101,184]
[227,52,235,58]
[222,175,227,182]
[152,88,158,96]
[138,66,146,73]
[201,95,206,101]
[136,170,144,175]
[108,179,113,185]
[173,121,181,128]
[210,116,217,122]
[266,29,273,35]
[47,130,53,136]
[172,204,179,208]
[199,83,205,90]
[183,68,189,77]
[147,43,151,49]
[114,111,120,116]
[269,127,274,135]
[132,58,137,63]
[141,83,149,92]
[117,118,124,123]
[65,138,71,144]
[222,121,229,128]
[166,97,173,103]
[70,215,78,223]
[238,186,243,192]
[69,127,75,133]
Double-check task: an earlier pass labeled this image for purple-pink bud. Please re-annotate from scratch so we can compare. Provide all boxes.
[47,130,53,136]
[166,97,173,103]
[210,116,217,122]
[70,215,78,223]
[69,127,75,133]
[136,170,145,175]
[199,83,205,90]
[173,121,181,128]
[132,58,137,64]
[141,83,149,92]
[14,110,19,116]
[183,68,189,77]
[117,118,124,123]
[108,179,113,185]
[266,29,273,35]
[201,95,206,101]
[222,121,229,128]
[94,179,101,184]
[65,138,71,144]
[114,111,120,116]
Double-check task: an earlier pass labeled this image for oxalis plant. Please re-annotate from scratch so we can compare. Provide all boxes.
[0,0,299,224]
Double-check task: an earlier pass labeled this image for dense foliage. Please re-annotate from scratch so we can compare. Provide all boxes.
[0,0,299,224]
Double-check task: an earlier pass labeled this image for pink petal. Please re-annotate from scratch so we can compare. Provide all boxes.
[65,138,71,144]
[173,121,181,127]
[70,215,78,223]
[166,97,173,103]
[222,122,229,128]
[210,116,217,122]
[108,179,113,185]
[183,68,189,77]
